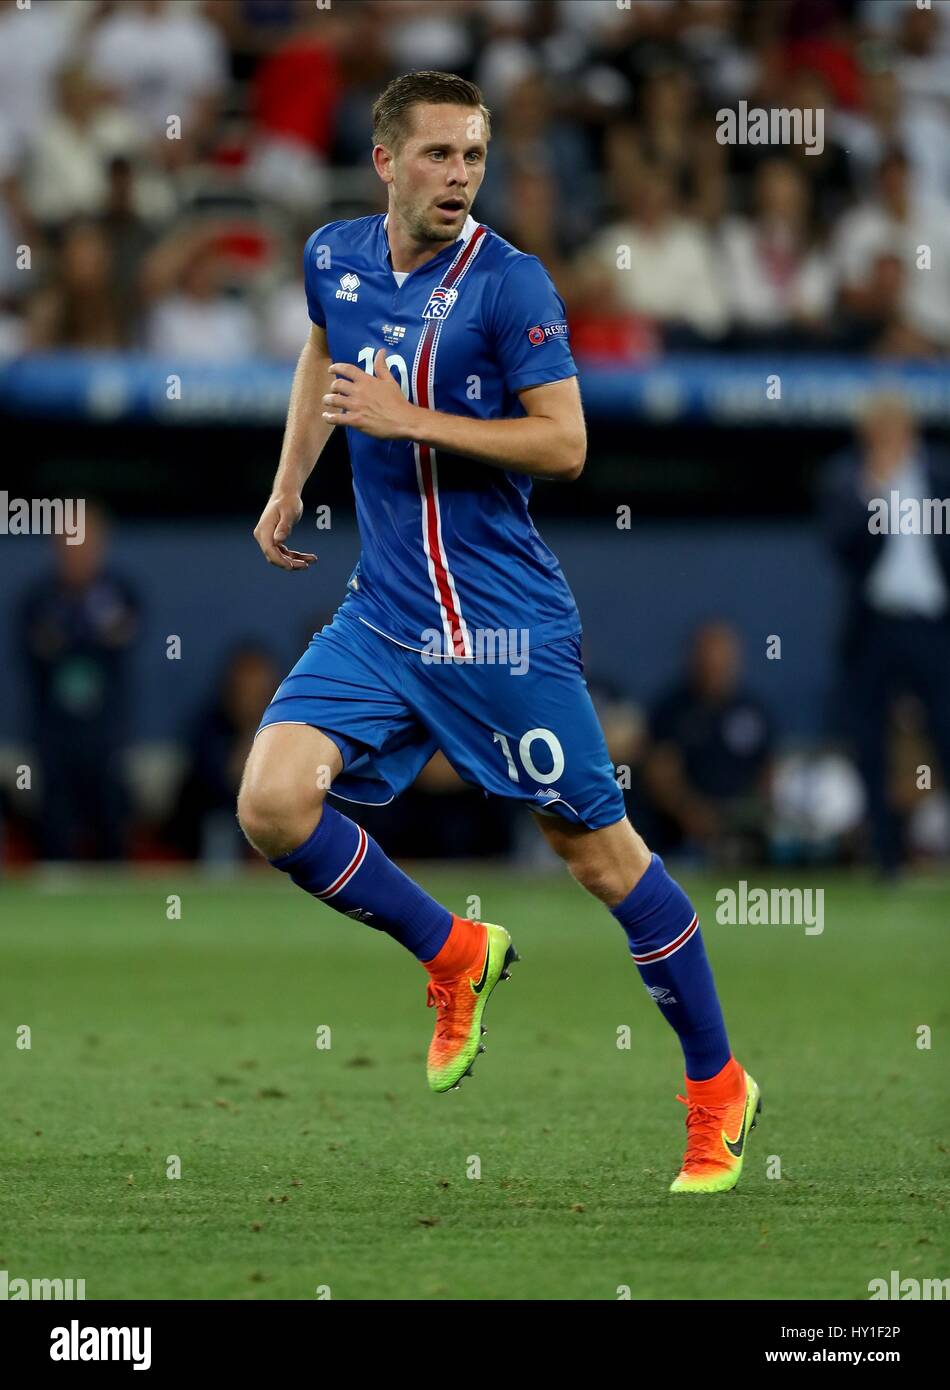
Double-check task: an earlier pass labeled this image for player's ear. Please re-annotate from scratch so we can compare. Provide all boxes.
[372,144,394,183]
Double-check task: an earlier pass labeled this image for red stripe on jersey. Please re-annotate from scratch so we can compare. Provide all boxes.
[411,225,487,658]
[413,325,465,655]
[443,224,486,288]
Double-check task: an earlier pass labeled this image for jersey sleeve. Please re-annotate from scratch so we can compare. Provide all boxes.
[487,255,577,394]
[303,225,335,327]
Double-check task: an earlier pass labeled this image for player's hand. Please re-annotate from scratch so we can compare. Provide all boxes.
[253,494,317,571]
[322,350,417,439]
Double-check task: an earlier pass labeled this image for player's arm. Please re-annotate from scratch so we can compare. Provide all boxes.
[406,376,586,481]
[323,351,586,481]
[254,323,335,570]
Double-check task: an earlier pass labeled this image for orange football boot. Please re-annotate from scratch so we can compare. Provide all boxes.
[424,917,518,1092]
[669,1058,761,1193]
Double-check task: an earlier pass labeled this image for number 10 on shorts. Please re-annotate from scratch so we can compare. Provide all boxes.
[493,729,565,784]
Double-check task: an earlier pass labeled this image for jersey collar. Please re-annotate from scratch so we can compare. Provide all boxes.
[381,212,478,274]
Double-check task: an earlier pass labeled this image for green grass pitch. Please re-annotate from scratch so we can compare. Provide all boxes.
[2,866,948,1300]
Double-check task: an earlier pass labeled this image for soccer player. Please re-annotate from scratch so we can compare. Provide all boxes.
[237,72,760,1193]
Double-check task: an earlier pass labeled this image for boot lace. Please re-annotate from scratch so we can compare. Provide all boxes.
[676,1094,730,1173]
[426,979,454,1041]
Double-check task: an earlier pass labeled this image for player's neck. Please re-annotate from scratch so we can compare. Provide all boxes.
[384,210,456,276]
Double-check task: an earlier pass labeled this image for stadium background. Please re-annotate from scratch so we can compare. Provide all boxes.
[2,0,950,871]
[1,0,948,1307]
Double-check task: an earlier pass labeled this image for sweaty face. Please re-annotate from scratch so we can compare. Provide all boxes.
[384,103,487,246]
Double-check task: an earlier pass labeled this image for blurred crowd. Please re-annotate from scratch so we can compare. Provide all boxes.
[2,0,950,362]
[3,0,949,875]
[6,390,950,874]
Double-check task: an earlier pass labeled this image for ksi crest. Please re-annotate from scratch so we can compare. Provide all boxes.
[421,285,459,321]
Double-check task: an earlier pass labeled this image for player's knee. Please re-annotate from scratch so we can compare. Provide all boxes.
[566,857,625,905]
[549,825,652,906]
[236,772,326,859]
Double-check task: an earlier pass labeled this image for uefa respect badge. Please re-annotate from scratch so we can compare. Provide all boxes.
[526,320,569,346]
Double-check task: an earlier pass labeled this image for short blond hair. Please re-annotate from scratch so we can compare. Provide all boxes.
[372,70,491,153]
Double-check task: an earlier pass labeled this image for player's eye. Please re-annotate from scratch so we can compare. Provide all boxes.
[465,151,483,162]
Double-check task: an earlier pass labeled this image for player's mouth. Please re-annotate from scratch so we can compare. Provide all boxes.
[434,198,466,221]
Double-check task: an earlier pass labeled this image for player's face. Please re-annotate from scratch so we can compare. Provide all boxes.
[386,103,487,245]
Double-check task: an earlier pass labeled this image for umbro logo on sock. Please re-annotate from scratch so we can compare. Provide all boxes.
[646,985,678,1005]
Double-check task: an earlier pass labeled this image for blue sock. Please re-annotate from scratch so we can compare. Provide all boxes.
[270,804,452,962]
[611,853,730,1080]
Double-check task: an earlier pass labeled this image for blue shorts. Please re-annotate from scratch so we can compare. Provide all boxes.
[258,607,625,829]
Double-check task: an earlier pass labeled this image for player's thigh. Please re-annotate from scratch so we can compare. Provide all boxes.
[259,608,420,753]
[249,608,430,820]
[239,722,343,821]
[408,633,626,830]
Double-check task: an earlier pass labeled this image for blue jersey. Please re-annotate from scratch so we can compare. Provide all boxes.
[304,214,582,658]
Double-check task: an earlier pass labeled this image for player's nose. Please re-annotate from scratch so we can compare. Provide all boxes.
[446,156,469,185]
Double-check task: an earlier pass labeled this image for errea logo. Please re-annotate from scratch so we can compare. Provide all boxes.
[336,272,360,303]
